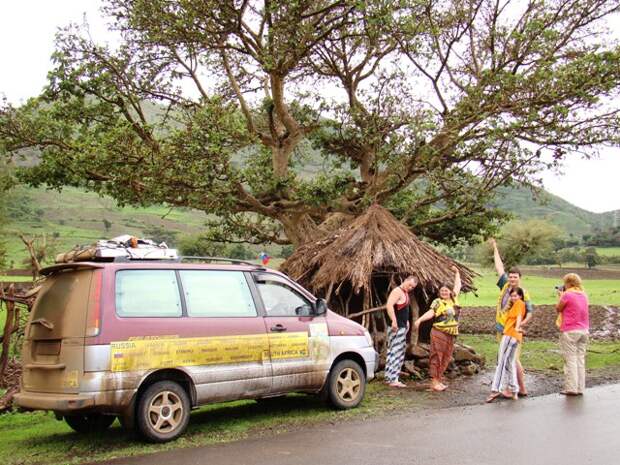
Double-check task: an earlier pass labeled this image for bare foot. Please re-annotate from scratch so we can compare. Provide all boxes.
[389,381,407,388]
[430,382,447,392]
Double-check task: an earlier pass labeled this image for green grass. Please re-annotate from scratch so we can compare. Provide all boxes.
[0,275,34,282]
[597,247,620,257]
[0,383,425,465]
[460,334,620,371]
[458,269,620,307]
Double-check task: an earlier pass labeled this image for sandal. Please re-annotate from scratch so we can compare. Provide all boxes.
[560,391,579,396]
[389,381,407,388]
[486,392,501,403]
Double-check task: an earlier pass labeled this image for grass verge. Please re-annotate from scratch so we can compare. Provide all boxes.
[460,334,620,371]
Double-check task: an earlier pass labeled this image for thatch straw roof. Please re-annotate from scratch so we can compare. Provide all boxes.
[281,204,476,298]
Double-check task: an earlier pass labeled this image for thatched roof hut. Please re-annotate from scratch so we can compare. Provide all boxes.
[281,204,476,343]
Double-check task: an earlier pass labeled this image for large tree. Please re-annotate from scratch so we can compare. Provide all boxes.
[1,0,620,246]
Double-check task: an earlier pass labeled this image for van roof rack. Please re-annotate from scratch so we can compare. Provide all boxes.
[178,256,266,268]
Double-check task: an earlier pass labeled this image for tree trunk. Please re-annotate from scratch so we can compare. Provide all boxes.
[280,212,321,247]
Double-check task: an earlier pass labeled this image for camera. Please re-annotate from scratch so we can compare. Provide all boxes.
[554,284,565,292]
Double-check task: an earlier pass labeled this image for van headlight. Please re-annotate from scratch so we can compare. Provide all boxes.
[363,330,373,347]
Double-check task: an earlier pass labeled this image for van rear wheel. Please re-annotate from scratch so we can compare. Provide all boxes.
[64,413,116,433]
[326,359,366,409]
[137,381,190,443]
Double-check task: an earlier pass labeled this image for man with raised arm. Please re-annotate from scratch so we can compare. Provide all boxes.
[490,238,533,397]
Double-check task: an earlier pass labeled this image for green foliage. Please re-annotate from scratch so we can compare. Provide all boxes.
[478,220,563,268]
[228,244,253,260]
[178,235,227,257]
[2,2,620,247]
[584,247,600,269]
[584,227,620,247]
[280,245,294,259]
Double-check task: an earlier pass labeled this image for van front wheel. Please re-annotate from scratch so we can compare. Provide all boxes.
[137,381,190,442]
[64,413,116,433]
[326,359,366,409]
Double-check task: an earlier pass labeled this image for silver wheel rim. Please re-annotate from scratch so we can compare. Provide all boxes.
[147,390,184,433]
[336,367,361,402]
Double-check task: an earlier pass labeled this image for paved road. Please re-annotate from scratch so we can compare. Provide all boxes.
[103,384,620,465]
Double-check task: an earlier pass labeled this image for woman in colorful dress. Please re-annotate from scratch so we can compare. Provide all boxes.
[414,266,461,392]
[487,287,526,402]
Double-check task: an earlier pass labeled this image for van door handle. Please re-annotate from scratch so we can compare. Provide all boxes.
[31,318,54,330]
[270,324,287,332]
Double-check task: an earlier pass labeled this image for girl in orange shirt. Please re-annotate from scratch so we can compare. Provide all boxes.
[487,288,526,402]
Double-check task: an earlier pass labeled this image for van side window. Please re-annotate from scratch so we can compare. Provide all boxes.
[115,270,182,317]
[179,270,257,317]
[257,281,312,317]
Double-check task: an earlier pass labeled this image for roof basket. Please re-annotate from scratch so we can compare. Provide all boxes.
[55,235,178,264]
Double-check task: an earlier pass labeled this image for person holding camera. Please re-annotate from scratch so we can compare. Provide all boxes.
[556,273,589,396]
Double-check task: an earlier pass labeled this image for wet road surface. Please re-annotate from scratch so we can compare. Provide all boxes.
[100,384,620,465]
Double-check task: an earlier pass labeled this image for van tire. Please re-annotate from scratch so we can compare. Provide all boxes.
[326,359,366,410]
[137,381,190,442]
[64,413,116,433]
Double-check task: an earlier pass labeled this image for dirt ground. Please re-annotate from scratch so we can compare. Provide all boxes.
[521,266,620,280]
[459,305,620,340]
[375,365,620,409]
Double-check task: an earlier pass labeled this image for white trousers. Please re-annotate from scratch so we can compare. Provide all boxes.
[559,330,589,393]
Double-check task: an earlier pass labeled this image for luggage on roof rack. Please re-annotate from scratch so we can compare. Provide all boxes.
[55,235,178,263]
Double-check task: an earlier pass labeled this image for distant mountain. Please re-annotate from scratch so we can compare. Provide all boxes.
[490,186,617,238]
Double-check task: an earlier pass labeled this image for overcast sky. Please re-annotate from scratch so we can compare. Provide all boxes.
[1,0,618,213]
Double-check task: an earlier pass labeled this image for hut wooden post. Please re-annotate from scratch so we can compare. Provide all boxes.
[0,285,15,383]
[408,295,420,347]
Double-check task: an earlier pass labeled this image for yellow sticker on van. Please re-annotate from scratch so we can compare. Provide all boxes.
[268,332,309,359]
[63,370,79,388]
[110,332,309,372]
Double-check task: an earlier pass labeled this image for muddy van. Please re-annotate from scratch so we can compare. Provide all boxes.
[15,259,377,442]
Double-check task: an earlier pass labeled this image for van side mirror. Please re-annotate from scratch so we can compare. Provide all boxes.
[314,298,328,316]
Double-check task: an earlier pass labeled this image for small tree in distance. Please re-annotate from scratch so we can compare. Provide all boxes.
[479,219,562,268]
[583,247,600,269]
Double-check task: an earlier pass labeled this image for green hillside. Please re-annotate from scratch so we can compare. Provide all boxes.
[2,185,207,267]
[0,182,616,270]
[490,186,616,238]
